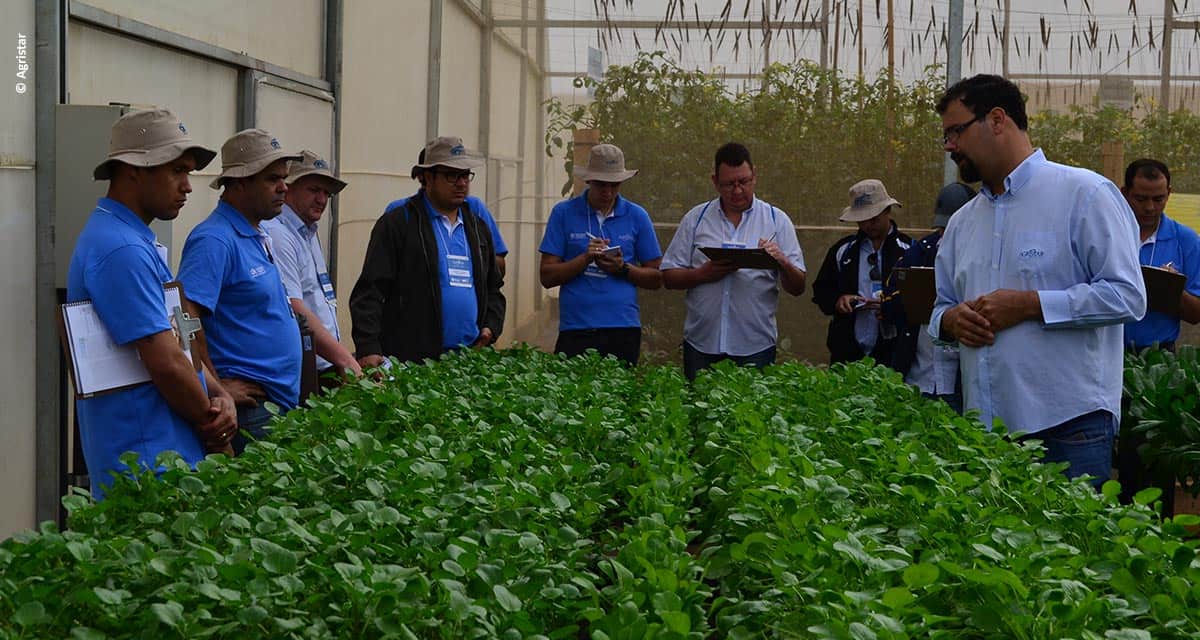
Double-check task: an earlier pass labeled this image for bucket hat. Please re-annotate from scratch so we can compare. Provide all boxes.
[209,128,302,189]
[410,136,484,176]
[574,143,638,183]
[286,150,347,194]
[93,108,216,180]
[839,179,902,223]
[932,182,976,227]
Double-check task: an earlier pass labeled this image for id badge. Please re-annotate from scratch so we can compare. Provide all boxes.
[318,272,336,301]
[721,241,747,249]
[871,282,883,301]
[447,254,473,288]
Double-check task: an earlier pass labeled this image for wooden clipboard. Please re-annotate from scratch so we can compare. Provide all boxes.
[699,246,780,270]
[893,267,937,325]
[1142,265,1186,317]
[57,281,203,398]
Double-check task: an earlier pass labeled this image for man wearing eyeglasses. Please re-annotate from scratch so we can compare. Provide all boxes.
[350,136,505,366]
[538,143,663,366]
[812,179,912,366]
[661,142,808,380]
[931,74,1145,490]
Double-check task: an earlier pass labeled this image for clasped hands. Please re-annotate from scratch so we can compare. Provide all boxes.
[941,289,1041,347]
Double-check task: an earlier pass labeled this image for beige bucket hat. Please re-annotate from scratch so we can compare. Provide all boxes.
[209,128,302,189]
[93,108,216,180]
[839,179,902,222]
[410,136,484,176]
[574,143,638,183]
[286,150,347,194]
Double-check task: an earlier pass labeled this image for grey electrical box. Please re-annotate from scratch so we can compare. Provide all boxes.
[54,104,173,287]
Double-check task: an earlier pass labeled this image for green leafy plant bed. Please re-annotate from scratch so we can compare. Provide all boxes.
[3,348,1200,638]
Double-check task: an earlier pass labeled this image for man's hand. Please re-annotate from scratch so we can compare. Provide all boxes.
[471,327,495,349]
[583,238,608,264]
[357,354,386,369]
[835,294,871,315]
[594,252,625,275]
[698,259,738,283]
[941,302,995,347]
[967,289,1040,334]
[224,379,266,408]
[758,238,789,267]
[196,396,237,455]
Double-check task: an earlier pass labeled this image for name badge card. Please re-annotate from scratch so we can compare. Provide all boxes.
[447,255,473,288]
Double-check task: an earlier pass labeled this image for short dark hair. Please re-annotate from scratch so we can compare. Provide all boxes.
[936,74,1028,131]
[1124,158,1171,189]
[714,142,753,174]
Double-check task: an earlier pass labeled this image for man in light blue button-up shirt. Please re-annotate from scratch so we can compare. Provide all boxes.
[661,143,808,380]
[931,75,1146,489]
[261,150,362,381]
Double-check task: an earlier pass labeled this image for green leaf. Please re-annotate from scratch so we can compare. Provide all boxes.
[70,627,107,640]
[549,492,571,510]
[238,605,269,626]
[660,611,692,634]
[93,587,128,605]
[881,587,915,609]
[14,601,48,626]
[251,538,298,574]
[1133,487,1163,506]
[151,601,184,628]
[1104,631,1151,640]
[493,584,523,612]
[902,563,939,589]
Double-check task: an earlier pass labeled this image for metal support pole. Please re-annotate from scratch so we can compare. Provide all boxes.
[943,0,965,186]
[324,0,343,286]
[1161,0,1173,113]
[479,0,492,158]
[35,0,64,525]
[427,0,444,141]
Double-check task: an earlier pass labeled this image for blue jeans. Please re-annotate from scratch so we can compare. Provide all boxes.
[682,342,776,381]
[1021,410,1114,491]
[232,401,274,456]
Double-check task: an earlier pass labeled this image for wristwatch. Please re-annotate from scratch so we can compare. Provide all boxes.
[619,263,632,278]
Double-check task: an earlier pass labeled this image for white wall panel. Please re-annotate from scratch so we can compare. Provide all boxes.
[82,0,324,78]
[67,23,238,268]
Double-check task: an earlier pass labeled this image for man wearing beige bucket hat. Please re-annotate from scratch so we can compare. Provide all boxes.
[538,143,663,365]
[661,142,808,380]
[67,108,238,498]
[350,135,505,365]
[178,129,303,453]
[812,178,912,365]
[261,150,362,382]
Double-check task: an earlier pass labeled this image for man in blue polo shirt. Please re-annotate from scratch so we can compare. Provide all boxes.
[261,150,362,382]
[661,142,808,380]
[350,136,506,366]
[538,144,663,365]
[178,129,303,453]
[68,108,237,498]
[1120,158,1200,352]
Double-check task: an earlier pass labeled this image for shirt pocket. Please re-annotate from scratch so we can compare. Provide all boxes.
[1012,230,1063,289]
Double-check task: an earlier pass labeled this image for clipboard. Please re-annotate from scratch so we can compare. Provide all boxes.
[893,267,937,325]
[57,281,203,398]
[699,246,780,270]
[1142,265,1186,317]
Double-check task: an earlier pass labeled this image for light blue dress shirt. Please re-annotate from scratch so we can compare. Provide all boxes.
[929,149,1146,435]
[262,205,342,371]
[661,197,805,356]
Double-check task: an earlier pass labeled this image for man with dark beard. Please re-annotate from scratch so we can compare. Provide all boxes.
[930,74,1146,490]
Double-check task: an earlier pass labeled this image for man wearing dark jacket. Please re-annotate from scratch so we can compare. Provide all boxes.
[812,179,912,365]
[350,136,505,365]
[881,182,976,412]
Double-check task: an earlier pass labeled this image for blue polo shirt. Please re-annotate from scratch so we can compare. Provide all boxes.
[178,201,301,409]
[1124,214,1200,348]
[66,198,206,499]
[386,194,508,256]
[539,191,662,330]
[417,194,480,349]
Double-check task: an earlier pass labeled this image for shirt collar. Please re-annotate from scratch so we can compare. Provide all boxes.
[982,148,1046,199]
[420,190,462,221]
[96,197,156,244]
[718,196,758,217]
[1153,214,1177,241]
[280,204,318,237]
[215,200,263,238]
[581,189,625,218]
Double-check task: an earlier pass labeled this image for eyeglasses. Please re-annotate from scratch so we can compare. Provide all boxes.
[717,176,754,192]
[942,115,984,145]
[435,170,476,184]
[868,252,881,281]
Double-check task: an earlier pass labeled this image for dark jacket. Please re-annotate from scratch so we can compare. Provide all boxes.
[880,230,941,376]
[812,223,912,365]
[349,192,505,363]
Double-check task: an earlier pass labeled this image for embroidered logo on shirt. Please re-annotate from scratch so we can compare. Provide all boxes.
[1019,248,1045,258]
[249,265,268,278]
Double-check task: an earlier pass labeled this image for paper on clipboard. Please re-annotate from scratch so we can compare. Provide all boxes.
[699,246,780,270]
[893,267,937,325]
[1142,265,1186,317]
[59,283,196,398]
